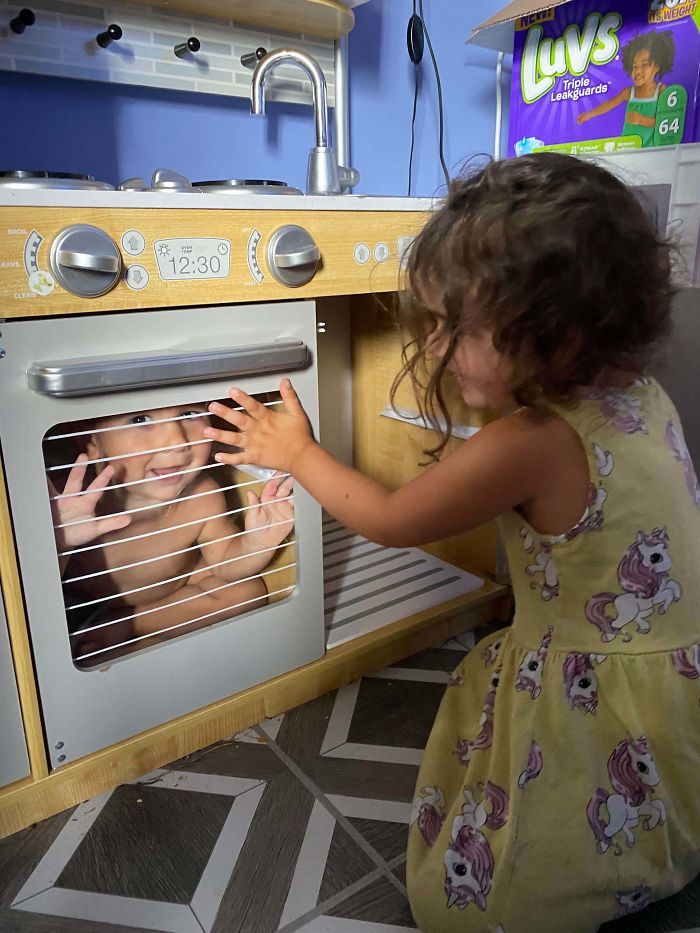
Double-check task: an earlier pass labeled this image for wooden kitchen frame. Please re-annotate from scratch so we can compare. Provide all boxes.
[0,209,510,839]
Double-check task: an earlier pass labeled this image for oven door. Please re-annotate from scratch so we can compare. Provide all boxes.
[0,302,323,767]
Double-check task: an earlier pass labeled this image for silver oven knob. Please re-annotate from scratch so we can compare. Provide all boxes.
[50,224,122,297]
[267,225,320,287]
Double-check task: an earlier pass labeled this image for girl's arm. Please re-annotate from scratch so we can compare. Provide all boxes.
[206,381,587,548]
[577,87,630,124]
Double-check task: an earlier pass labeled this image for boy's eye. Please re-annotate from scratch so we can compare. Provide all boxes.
[182,409,207,418]
[128,414,153,425]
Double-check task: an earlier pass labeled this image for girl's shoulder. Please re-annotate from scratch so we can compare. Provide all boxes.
[475,407,589,490]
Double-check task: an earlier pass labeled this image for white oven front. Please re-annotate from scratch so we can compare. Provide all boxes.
[0,301,323,767]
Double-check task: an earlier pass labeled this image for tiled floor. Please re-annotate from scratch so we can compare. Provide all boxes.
[2,623,699,933]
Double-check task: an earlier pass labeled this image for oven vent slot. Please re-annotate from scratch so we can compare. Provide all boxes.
[27,339,310,397]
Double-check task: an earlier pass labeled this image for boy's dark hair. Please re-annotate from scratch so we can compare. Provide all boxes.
[393,153,675,459]
[622,30,675,77]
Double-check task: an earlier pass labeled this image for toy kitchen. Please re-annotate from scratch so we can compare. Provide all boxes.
[0,11,509,836]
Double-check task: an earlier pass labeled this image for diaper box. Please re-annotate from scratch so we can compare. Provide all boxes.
[506,0,700,156]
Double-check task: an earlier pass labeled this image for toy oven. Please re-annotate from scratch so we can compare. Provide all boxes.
[0,301,323,768]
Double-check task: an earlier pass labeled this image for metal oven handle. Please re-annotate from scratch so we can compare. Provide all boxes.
[27,339,310,397]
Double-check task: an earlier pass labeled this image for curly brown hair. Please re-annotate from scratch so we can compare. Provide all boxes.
[392,153,675,459]
[622,30,675,77]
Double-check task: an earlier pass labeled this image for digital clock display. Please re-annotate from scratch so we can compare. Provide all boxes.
[154,237,231,281]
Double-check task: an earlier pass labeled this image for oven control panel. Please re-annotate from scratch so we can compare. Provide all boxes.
[0,208,428,315]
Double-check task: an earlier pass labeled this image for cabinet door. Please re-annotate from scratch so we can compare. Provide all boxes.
[0,585,30,787]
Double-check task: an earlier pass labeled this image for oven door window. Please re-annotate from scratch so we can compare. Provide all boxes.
[43,393,296,668]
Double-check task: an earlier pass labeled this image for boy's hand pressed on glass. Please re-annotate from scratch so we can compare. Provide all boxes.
[49,454,131,551]
[207,376,591,549]
[241,472,295,548]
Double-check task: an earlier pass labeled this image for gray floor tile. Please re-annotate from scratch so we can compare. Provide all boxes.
[167,734,287,780]
[7,764,381,933]
[272,692,338,766]
[305,757,418,803]
[56,782,231,903]
[390,645,469,673]
[325,875,416,927]
[0,908,158,932]
[346,677,444,749]
[0,808,76,907]
[345,819,407,865]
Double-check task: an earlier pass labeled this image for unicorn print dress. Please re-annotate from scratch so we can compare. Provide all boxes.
[407,378,700,933]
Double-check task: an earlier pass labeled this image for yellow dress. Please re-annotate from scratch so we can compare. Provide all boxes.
[407,378,700,933]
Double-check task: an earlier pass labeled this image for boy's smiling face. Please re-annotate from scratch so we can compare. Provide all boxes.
[86,404,212,504]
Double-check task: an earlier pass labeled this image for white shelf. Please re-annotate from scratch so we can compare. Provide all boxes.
[578,143,700,288]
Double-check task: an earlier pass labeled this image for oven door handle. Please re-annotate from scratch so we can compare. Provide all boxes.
[27,339,310,397]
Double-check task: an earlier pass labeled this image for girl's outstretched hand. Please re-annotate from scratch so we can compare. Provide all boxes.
[206,379,315,474]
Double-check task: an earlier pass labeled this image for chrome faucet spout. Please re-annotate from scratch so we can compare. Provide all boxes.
[251,48,329,149]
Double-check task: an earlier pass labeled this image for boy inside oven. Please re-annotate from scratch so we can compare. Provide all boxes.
[47,398,295,664]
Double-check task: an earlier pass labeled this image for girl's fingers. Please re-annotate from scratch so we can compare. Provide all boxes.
[279,379,304,415]
[207,402,249,430]
[227,388,268,421]
[205,426,247,447]
[214,450,249,466]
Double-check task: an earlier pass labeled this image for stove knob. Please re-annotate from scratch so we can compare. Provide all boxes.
[50,224,122,297]
[267,225,320,287]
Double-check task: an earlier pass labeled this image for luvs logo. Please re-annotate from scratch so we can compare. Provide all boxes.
[521,12,622,103]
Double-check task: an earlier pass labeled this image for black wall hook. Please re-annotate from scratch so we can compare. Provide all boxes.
[10,8,36,34]
[174,36,200,58]
[240,46,267,69]
[96,23,122,48]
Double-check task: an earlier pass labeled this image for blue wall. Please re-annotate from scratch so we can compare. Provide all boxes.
[0,0,510,196]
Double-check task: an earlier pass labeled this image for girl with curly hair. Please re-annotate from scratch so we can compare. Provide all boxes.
[577,29,676,146]
[207,154,700,931]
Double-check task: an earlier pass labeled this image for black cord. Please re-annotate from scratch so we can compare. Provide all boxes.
[408,45,420,196]
[417,0,450,190]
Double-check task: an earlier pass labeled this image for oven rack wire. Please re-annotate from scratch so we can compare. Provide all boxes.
[66,538,296,610]
[47,437,215,473]
[44,399,283,442]
[57,499,289,557]
[52,464,291,504]
[53,483,293,529]
[51,461,226,499]
[63,518,293,585]
[73,579,297,662]
[70,561,296,636]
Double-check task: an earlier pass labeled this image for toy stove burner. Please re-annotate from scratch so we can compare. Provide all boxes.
[117,169,303,195]
[0,171,114,191]
[194,179,303,195]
